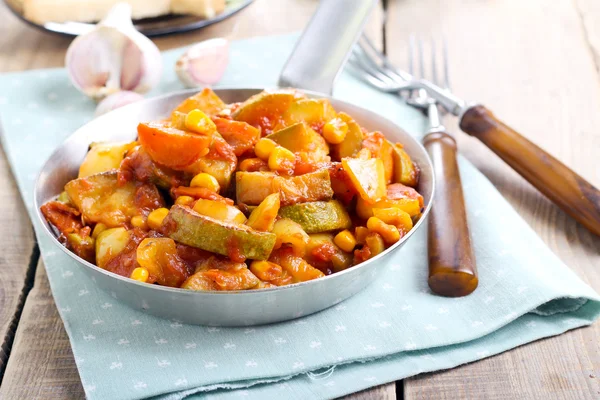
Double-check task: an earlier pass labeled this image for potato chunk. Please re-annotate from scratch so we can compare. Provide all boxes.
[356,183,424,219]
[184,135,237,190]
[267,122,329,162]
[182,257,260,291]
[172,88,227,116]
[236,169,333,206]
[269,247,325,283]
[362,132,394,183]
[136,237,192,287]
[330,112,363,160]
[274,98,337,133]
[246,193,280,232]
[78,141,136,178]
[341,157,386,204]
[271,218,309,255]
[95,227,131,269]
[232,90,305,135]
[392,143,420,187]
[65,171,164,227]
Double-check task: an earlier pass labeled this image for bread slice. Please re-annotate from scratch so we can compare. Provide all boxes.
[5,0,24,14]
[23,0,172,24]
[171,0,226,19]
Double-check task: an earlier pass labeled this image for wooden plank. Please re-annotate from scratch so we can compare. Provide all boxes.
[342,383,398,400]
[0,0,52,380]
[0,1,39,372]
[385,0,600,398]
[0,144,36,377]
[0,1,392,398]
[0,260,85,399]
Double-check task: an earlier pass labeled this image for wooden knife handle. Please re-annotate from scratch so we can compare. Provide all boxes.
[423,131,478,297]
[460,105,600,236]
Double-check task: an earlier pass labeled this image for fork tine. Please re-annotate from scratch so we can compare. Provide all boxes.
[442,36,450,90]
[346,59,402,92]
[431,37,438,86]
[417,36,425,79]
[408,34,415,77]
[357,36,410,82]
[350,49,398,86]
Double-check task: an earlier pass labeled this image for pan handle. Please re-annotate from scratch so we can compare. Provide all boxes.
[278,0,377,95]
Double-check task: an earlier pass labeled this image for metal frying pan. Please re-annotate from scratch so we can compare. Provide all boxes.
[34,0,434,326]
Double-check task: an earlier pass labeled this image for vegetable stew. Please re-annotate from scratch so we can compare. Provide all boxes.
[40,88,424,291]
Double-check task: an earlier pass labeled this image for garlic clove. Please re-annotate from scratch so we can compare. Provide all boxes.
[94,91,144,117]
[175,38,229,88]
[66,3,163,101]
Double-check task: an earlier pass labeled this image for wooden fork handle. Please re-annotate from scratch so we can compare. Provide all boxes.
[460,105,600,236]
[423,131,478,297]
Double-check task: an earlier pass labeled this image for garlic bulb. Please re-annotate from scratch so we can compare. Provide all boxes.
[94,91,144,117]
[175,38,229,88]
[66,3,163,100]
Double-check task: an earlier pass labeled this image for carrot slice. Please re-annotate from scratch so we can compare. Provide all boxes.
[137,121,212,170]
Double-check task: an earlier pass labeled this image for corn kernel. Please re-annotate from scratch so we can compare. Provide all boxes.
[365,232,385,256]
[190,173,220,193]
[355,226,370,245]
[372,207,413,233]
[130,215,147,229]
[184,109,216,135]
[91,223,108,239]
[367,217,400,244]
[268,146,296,173]
[175,195,195,206]
[255,138,278,161]
[130,267,149,283]
[322,118,348,144]
[147,208,169,230]
[334,230,357,252]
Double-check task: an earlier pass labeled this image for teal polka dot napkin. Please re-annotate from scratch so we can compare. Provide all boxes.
[1,34,599,400]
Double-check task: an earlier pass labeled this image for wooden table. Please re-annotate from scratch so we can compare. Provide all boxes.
[0,0,599,398]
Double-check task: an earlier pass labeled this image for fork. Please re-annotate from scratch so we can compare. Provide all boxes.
[351,36,478,297]
[351,35,600,237]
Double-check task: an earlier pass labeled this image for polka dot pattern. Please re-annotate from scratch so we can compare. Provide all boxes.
[0,34,598,400]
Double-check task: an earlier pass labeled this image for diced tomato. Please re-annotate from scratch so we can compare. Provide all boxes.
[212,117,261,157]
[118,146,189,189]
[310,243,337,264]
[138,121,212,170]
[40,201,83,236]
[133,182,165,214]
[354,246,371,264]
[226,236,246,263]
[176,244,212,274]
